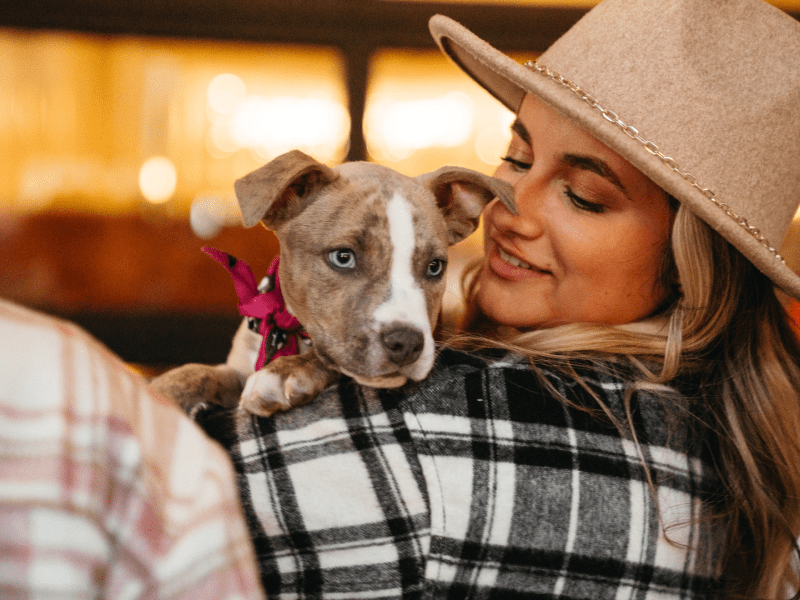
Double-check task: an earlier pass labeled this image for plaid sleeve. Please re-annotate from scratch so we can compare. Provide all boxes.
[0,301,265,600]
[198,348,722,599]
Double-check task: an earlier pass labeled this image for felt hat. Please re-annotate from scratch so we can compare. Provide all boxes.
[429,0,800,300]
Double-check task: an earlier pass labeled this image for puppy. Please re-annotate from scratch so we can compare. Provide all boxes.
[151,150,514,417]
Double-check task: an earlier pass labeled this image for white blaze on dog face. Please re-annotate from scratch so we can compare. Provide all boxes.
[372,192,435,380]
[272,162,451,388]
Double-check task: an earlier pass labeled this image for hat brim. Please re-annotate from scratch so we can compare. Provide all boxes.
[429,14,800,302]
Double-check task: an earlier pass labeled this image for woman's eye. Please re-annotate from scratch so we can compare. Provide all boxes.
[328,248,356,269]
[565,188,605,214]
[501,155,532,172]
[427,258,446,278]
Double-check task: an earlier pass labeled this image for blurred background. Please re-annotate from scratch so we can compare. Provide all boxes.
[2,0,799,370]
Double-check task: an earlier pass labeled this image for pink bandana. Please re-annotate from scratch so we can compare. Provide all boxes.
[203,247,306,370]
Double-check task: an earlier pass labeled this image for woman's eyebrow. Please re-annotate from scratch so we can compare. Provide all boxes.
[511,118,531,145]
[562,153,630,199]
[510,118,631,200]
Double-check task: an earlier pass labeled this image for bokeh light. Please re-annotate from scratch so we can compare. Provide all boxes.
[231,95,349,161]
[365,92,475,161]
[205,73,350,163]
[474,111,516,166]
[189,194,240,239]
[207,73,247,115]
[139,156,177,204]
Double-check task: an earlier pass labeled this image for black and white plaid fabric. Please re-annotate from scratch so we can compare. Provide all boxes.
[197,348,722,599]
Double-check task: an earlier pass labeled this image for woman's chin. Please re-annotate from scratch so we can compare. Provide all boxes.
[477,286,544,330]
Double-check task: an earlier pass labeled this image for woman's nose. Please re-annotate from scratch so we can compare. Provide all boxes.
[488,176,544,239]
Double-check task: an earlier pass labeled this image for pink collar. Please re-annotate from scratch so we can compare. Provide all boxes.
[203,247,306,370]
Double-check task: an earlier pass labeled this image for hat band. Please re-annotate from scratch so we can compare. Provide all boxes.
[525,61,784,264]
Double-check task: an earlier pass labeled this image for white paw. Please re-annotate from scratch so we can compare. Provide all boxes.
[240,370,290,417]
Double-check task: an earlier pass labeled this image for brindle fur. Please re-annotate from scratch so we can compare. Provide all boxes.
[151,150,514,417]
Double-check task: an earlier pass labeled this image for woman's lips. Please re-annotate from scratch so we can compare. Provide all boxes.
[488,246,549,280]
[498,247,531,269]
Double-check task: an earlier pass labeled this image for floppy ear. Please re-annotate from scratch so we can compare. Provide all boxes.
[234,149,338,229]
[417,166,516,245]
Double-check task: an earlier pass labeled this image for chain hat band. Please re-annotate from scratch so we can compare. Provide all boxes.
[524,60,784,263]
[429,0,800,300]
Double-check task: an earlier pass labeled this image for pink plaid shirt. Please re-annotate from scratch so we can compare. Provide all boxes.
[0,300,265,600]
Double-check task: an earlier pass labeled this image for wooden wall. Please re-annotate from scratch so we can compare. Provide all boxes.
[1,211,279,364]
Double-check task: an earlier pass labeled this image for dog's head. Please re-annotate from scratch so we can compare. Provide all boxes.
[234,150,515,388]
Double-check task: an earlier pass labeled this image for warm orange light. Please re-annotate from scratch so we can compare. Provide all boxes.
[474,114,516,166]
[189,194,239,239]
[207,73,247,115]
[365,92,475,161]
[204,72,351,162]
[228,95,349,162]
[364,48,520,176]
[0,30,348,215]
[139,156,177,204]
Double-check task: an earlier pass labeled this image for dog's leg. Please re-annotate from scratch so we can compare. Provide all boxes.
[240,353,338,417]
[150,364,244,416]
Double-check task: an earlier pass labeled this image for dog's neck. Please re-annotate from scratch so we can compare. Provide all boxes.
[203,248,307,369]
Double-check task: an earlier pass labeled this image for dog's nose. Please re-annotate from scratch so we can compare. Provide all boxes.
[380,325,424,366]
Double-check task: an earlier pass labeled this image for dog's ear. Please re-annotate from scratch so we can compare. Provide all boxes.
[417,167,516,245]
[235,150,338,229]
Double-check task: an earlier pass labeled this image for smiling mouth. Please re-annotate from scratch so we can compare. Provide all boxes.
[498,247,533,270]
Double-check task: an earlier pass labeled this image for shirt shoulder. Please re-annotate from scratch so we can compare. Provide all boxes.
[196,344,722,599]
[0,299,265,600]
[397,346,720,598]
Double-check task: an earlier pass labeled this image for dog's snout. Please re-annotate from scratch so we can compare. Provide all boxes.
[380,325,424,367]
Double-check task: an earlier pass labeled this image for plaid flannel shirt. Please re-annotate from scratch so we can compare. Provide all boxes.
[0,300,265,600]
[197,347,722,599]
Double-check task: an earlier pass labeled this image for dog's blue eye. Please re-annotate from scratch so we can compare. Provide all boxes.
[427,258,446,278]
[328,248,355,269]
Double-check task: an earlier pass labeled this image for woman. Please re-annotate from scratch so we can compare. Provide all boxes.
[196,0,800,598]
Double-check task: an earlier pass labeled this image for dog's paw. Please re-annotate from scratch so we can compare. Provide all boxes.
[240,370,292,417]
[238,354,338,417]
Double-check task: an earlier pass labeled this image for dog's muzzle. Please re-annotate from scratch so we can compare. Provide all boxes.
[380,324,425,367]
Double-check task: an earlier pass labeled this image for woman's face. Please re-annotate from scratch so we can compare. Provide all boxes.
[478,94,674,328]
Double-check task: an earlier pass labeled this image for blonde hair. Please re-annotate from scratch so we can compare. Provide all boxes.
[455,205,800,599]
